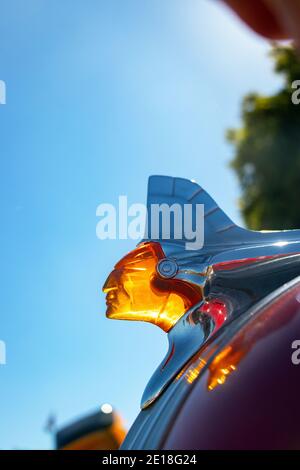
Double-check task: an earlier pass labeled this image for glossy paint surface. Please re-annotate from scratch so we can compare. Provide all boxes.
[122,278,300,449]
[163,281,300,450]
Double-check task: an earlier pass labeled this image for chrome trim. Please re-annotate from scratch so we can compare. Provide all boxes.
[141,253,300,408]
[122,276,300,449]
[139,176,300,408]
[141,300,214,409]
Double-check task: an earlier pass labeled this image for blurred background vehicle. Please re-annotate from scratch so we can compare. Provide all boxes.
[55,405,126,450]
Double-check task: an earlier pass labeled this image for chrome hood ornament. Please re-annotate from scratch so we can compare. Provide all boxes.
[103,175,300,408]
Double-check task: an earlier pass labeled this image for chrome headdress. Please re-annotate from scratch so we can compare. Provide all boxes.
[145,174,300,260]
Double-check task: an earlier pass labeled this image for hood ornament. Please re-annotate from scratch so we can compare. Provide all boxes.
[103,175,300,408]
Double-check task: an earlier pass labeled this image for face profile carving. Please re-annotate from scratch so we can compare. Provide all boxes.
[103,242,201,332]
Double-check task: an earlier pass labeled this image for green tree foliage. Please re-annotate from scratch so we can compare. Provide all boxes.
[228,46,300,230]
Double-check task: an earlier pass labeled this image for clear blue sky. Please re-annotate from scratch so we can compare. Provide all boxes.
[0,0,282,449]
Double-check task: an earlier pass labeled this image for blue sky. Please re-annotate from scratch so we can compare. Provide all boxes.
[0,0,283,449]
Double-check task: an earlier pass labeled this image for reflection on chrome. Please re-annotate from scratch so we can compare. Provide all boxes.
[179,283,300,393]
[207,346,241,391]
[104,176,300,407]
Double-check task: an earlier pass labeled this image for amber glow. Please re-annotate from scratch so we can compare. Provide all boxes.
[185,357,207,384]
[103,242,200,332]
[181,345,242,390]
[206,346,243,391]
